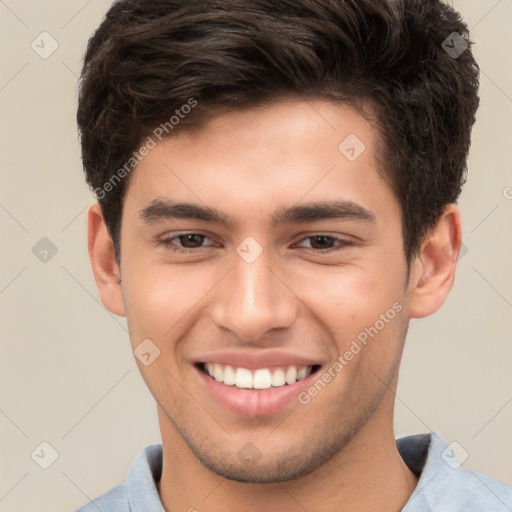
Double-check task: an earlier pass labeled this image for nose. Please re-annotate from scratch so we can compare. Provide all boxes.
[209,247,298,343]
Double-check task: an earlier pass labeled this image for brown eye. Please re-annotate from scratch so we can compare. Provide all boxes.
[296,235,354,252]
[160,233,214,251]
[308,236,336,250]
[176,234,206,248]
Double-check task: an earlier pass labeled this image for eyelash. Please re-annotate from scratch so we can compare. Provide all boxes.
[159,232,355,253]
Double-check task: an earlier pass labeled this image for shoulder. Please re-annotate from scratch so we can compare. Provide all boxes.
[74,483,129,512]
[72,443,164,512]
[401,432,512,511]
[436,463,512,509]
[409,464,512,511]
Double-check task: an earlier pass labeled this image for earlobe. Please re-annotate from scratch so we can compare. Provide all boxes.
[408,204,462,319]
[87,203,126,317]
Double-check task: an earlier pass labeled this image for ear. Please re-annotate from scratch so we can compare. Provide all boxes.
[408,203,462,319]
[87,203,126,317]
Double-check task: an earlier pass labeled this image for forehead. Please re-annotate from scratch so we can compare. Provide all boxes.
[124,99,399,228]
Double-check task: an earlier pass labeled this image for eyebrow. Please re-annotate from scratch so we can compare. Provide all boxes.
[139,197,377,228]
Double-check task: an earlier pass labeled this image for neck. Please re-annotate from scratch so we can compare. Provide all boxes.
[157,392,419,512]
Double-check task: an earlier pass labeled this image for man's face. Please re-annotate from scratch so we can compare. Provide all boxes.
[118,100,412,482]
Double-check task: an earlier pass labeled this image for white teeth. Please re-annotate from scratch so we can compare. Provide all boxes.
[203,363,314,389]
[223,365,236,386]
[235,367,253,388]
[271,368,286,387]
[253,369,272,389]
[285,366,297,385]
[213,363,223,382]
[297,366,309,380]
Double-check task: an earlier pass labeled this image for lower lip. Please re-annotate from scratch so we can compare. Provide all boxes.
[195,366,317,417]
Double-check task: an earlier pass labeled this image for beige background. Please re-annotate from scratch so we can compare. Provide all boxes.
[0,1,511,511]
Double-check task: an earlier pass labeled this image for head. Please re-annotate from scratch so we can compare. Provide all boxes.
[80,0,479,483]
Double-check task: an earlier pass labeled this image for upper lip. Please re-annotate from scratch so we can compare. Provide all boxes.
[193,349,324,369]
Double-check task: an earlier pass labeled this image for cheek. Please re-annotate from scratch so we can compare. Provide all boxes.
[122,262,214,343]
[289,258,403,325]
[286,256,407,374]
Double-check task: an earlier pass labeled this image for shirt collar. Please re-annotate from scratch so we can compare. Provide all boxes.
[126,443,165,511]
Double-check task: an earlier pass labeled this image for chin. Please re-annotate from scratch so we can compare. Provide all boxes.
[183,429,354,484]
[196,454,322,484]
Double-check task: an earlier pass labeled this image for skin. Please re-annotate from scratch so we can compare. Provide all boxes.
[88,99,462,512]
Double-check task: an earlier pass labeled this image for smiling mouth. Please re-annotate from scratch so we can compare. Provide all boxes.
[196,362,322,390]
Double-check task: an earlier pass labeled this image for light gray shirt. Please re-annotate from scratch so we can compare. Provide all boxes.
[74,432,512,511]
